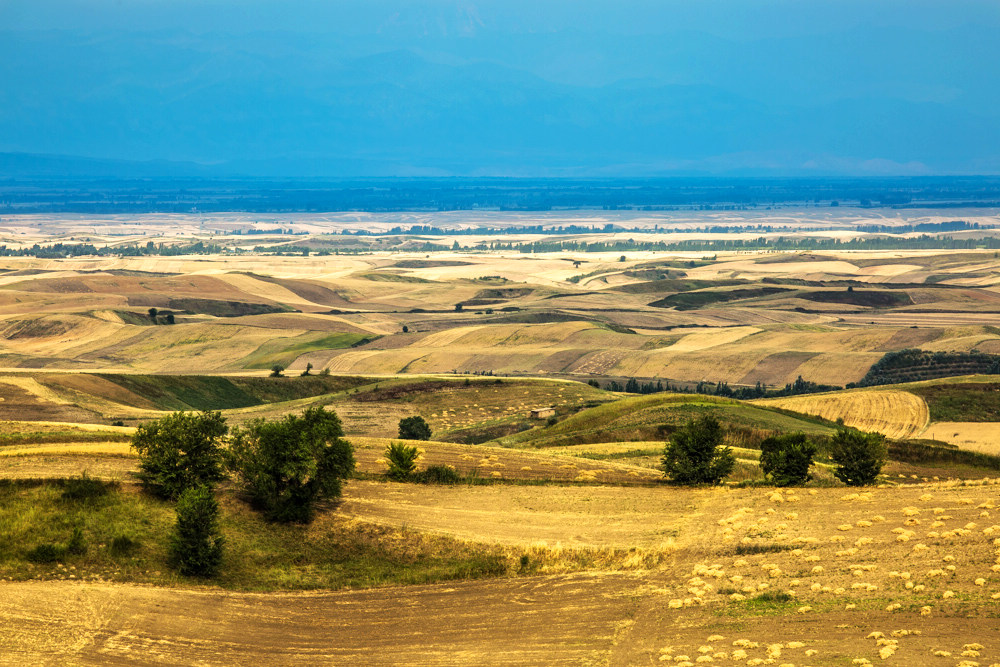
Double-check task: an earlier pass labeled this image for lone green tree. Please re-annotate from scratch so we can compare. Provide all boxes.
[169,486,224,577]
[270,364,285,377]
[829,429,887,486]
[227,406,354,523]
[661,415,735,485]
[131,411,228,499]
[759,432,817,486]
[398,416,432,441]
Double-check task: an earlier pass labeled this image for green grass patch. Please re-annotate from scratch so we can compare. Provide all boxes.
[910,382,1000,421]
[615,278,746,294]
[573,448,662,461]
[0,431,132,446]
[733,543,794,556]
[503,393,834,449]
[100,374,261,411]
[243,331,378,369]
[358,273,433,283]
[649,287,792,310]
[798,289,913,308]
[0,480,513,591]
[166,298,291,317]
[889,439,1000,471]
[95,373,378,412]
[724,591,799,615]
[229,375,376,403]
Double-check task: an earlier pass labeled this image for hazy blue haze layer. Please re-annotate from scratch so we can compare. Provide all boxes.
[1,1,998,176]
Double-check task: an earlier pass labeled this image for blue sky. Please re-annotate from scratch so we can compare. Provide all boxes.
[2,1,998,177]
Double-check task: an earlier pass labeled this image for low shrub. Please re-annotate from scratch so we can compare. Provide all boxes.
[385,442,420,481]
[169,486,224,578]
[26,543,65,564]
[66,526,87,555]
[60,472,115,502]
[419,464,461,484]
[759,432,817,486]
[109,534,141,557]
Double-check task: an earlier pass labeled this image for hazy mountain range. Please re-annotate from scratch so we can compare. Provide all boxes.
[1,1,998,178]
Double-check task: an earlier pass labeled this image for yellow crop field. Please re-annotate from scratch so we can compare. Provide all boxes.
[923,421,1000,454]
[758,389,930,439]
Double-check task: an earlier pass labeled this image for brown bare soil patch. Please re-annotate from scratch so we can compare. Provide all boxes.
[738,351,819,386]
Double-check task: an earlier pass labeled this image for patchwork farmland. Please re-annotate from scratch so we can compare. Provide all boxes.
[3,211,1000,664]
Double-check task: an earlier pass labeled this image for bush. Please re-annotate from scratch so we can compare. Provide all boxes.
[398,415,432,441]
[829,429,887,486]
[66,526,87,555]
[26,543,65,564]
[419,464,460,484]
[130,411,228,499]
[385,441,420,481]
[759,432,817,486]
[169,486,224,577]
[61,472,114,502]
[109,534,141,557]
[270,364,285,377]
[661,415,735,485]
[228,406,355,523]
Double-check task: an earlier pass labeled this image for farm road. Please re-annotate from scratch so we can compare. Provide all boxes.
[0,574,638,666]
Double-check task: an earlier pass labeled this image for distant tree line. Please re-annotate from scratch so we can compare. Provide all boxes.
[591,374,840,399]
[499,235,1000,254]
[0,240,226,259]
[856,220,979,234]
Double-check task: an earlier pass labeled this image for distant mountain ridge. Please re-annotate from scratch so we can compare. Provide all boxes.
[1,18,998,177]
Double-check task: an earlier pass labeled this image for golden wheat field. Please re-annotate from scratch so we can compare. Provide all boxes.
[758,390,931,440]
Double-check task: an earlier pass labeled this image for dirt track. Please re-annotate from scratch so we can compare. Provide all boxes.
[5,577,1000,666]
[0,575,637,666]
[337,480,716,549]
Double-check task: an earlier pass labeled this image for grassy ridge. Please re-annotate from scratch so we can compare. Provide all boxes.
[97,374,376,412]
[0,480,509,591]
[503,393,835,449]
[243,331,378,369]
[649,287,790,310]
[910,382,1000,421]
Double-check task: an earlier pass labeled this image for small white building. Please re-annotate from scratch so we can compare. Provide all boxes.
[529,407,556,419]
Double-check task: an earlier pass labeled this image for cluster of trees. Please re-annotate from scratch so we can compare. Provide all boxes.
[478,236,1000,255]
[662,415,887,487]
[131,407,354,576]
[0,240,225,259]
[591,375,840,399]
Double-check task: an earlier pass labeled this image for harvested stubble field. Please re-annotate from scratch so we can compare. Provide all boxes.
[758,389,931,440]
[3,474,1000,665]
